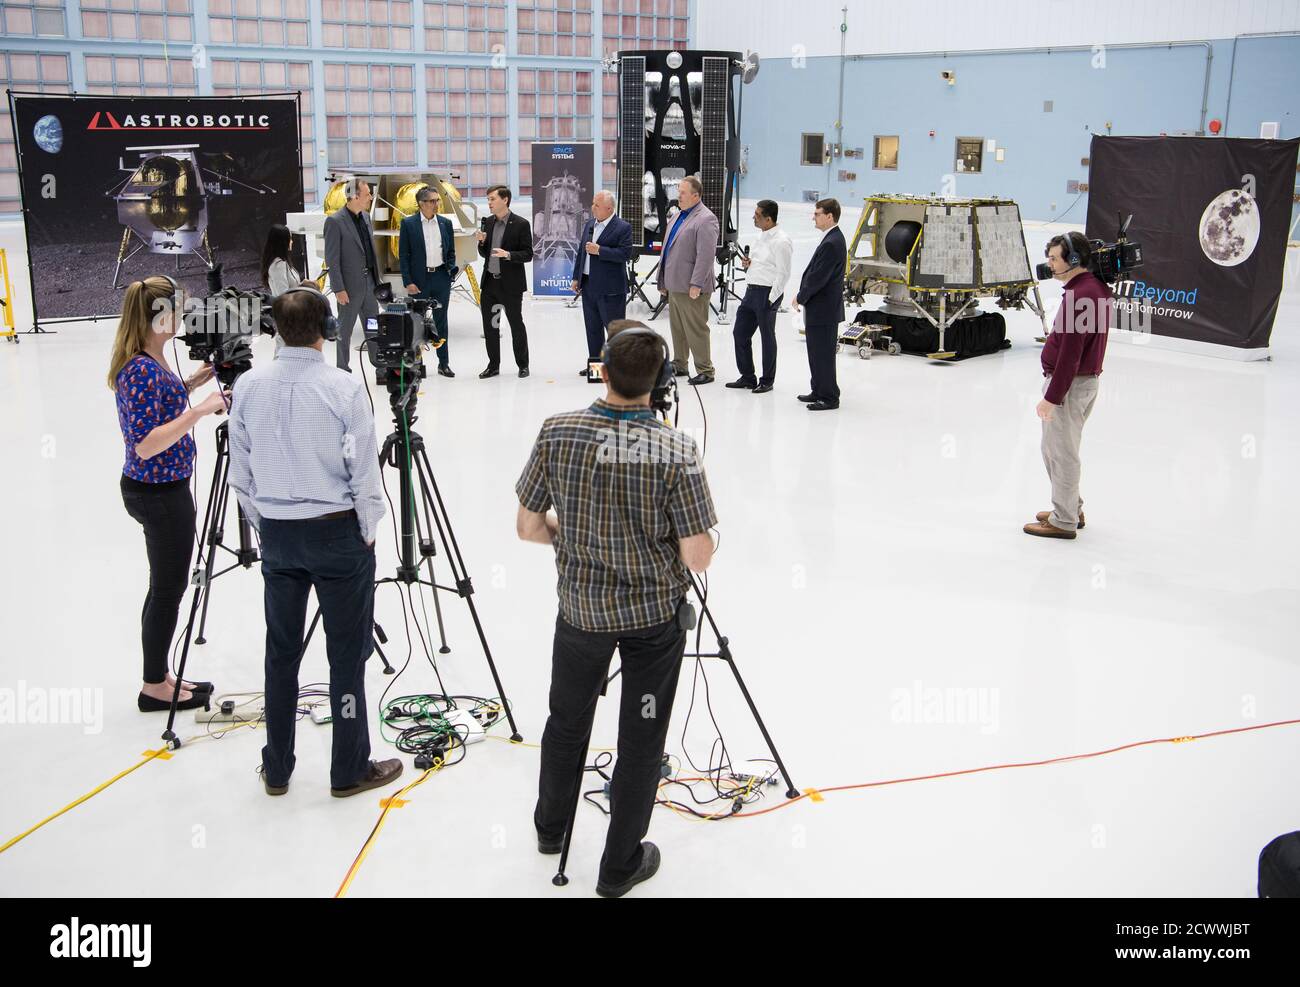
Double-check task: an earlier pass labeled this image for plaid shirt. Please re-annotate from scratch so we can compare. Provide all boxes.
[516,400,717,633]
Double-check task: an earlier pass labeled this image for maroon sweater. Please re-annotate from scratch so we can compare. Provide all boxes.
[1042,272,1111,405]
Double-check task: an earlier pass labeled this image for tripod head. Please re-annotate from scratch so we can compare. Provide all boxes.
[386,368,422,430]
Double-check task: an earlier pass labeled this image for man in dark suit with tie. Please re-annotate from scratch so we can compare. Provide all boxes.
[399,186,459,378]
[476,185,533,379]
[570,189,633,376]
[792,198,847,412]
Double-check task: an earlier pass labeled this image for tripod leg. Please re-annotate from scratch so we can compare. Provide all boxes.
[298,606,323,661]
[690,576,800,799]
[415,446,522,741]
[194,431,232,645]
[413,470,451,655]
[371,627,395,674]
[163,581,213,747]
[552,730,594,888]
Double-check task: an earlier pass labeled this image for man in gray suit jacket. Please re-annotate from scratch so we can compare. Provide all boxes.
[657,176,720,384]
[323,177,381,372]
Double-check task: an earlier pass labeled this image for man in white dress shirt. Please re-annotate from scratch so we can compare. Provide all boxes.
[399,186,458,378]
[726,199,792,394]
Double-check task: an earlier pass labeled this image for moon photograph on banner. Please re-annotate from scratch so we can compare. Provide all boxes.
[8,94,304,324]
[1198,188,1261,267]
[530,142,594,297]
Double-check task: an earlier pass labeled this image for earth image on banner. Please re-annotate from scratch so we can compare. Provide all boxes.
[1198,187,1260,267]
[33,114,63,154]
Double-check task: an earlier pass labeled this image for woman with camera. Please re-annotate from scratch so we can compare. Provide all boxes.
[108,275,227,711]
[262,223,302,355]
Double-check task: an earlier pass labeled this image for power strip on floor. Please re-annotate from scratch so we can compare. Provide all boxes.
[195,699,265,725]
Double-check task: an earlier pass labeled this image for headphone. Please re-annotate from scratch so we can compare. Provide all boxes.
[280,285,340,341]
[600,326,674,399]
[1062,232,1086,269]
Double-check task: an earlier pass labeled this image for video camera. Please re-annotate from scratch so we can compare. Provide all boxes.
[364,297,445,389]
[179,265,275,387]
[1036,213,1143,285]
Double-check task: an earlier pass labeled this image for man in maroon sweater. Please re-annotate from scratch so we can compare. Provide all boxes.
[1025,232,1111,540]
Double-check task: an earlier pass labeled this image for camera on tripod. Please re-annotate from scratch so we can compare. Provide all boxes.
[1035,213,1143,285]
[179,265,275,387]
[364,298,444,388]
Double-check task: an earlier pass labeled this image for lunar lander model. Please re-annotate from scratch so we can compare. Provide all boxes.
[106,144,274,288]
[842,194,1047,360]
[286,170,483,305]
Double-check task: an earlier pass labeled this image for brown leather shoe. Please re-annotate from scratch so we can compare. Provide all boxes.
[1036,510,1085,529]
[1024,520,1077,539]
[330,758,404,798]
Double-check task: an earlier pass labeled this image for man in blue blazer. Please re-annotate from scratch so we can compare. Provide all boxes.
[570,190,634,375]
[792,198,847,411]
[399,186,459,377]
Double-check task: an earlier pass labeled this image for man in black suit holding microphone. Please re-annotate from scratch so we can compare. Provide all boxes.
[792,198,847,411]
[571,189,634,376]
[477,185,533,379]
[399,186,459,378]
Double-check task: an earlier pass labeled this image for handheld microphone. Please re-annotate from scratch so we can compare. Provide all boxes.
[743,246,750,257]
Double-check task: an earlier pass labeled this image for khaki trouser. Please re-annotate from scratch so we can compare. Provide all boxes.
[667,290,713,376]
[1041,374,1099,530]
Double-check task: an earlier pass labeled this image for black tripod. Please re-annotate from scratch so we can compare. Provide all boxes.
[551,572,798,886]
[162,417,259,745]
[307,372,523,741]
[192,420,259,645]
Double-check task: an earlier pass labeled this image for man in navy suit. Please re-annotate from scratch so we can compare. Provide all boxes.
[570,190,634,376]
[400,186,459,377]
[792,198,847,411]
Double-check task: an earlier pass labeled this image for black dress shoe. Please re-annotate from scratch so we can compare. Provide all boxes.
[753,383,773,394]
[797,393,817,403]
[725,378,757,389]
[138,691,210,713]
[479,367,500,379]
[438,365,455,378]
[687,373,715,385]
[596,842,661,898]
[538,833,563,855]
[518,368,530,378]
[807,400,840,411]
[672,367,689,377]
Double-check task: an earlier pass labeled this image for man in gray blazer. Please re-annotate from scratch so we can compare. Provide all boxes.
[322,176,381,372]
[657,176,720,384]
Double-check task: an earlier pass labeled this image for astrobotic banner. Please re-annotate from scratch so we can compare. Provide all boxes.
[1086,134,1299,355]
[9,93,303,324]
[529,141,594,297]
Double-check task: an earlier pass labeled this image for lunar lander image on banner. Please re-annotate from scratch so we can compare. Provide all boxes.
[107,144,275,288]
[533,171,589,267]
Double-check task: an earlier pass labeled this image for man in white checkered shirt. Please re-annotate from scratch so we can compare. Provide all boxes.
[229,287,401,800]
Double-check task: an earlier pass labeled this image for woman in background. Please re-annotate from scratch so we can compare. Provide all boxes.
[109,276,227,711]
[262,223,302,353]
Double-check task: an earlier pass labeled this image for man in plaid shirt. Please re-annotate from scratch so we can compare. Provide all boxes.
[516,322,716,898]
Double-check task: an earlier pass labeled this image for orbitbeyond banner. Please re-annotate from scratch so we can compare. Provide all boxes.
[1086,134,1299,357]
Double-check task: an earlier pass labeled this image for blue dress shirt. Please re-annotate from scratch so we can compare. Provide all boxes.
[228,346,386,543]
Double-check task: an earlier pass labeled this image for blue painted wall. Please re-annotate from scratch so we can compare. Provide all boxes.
[739,36,1300,226]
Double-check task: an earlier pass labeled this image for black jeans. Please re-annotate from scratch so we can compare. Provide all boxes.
[120,475,195,684]
[258,513,376,790]
[535,613,687,885]
[733,285,780,386]
[480,275,529,370]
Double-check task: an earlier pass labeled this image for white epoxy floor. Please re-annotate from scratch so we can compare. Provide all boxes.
[1,204,1297,898]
